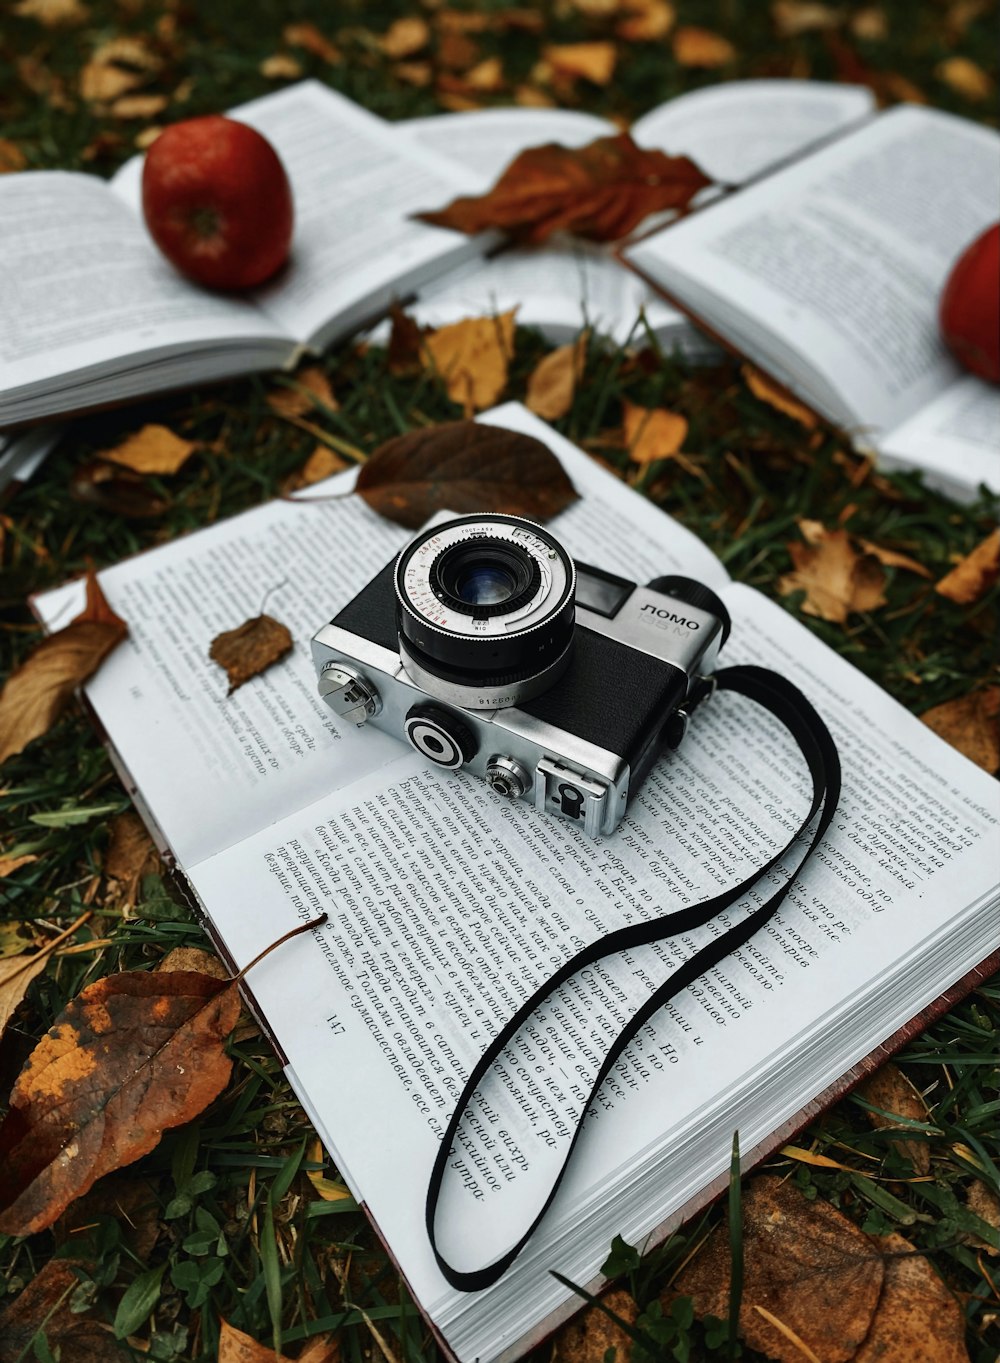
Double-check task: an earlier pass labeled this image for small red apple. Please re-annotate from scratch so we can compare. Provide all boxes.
[142,115,294,290]
[939,223,1000,384]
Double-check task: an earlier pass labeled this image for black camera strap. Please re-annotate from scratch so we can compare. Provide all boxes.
[425,664,842,1292]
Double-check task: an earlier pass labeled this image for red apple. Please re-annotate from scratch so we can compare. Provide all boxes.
[939,223,1000,384]
[142,115,294,290]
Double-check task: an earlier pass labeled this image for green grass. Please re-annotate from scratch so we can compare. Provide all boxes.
[2,1,999,1360]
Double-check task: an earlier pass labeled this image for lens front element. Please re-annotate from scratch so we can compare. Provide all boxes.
[432,536,541,618]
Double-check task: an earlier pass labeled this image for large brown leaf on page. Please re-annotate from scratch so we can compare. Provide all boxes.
[355,420,578,528]
[0,571,127,766]
[0,970,240,1235]
[415,133,713,244]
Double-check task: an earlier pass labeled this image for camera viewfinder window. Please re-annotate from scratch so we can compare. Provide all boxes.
[575,564,635,619]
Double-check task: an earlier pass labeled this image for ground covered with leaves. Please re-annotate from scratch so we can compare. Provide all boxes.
[1,1,999,1361]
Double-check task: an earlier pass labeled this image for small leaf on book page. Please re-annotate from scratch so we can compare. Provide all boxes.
[672,25,737,66]
[778,523,887,623]
[934,527,1000,604]
[623,400,689,465]
[423,310,516,412]
[553,1287,638,1362]
[856,1062,931,1174]
[854,1232,968,1363]
[355,419,578,528]
[415,134,712,245]
[526,332,588,420]
[542,41,617,85]
[70,459,171,518]
[209,614,294,694]
[0,571,128,766]
[673,1176,883,1363]
[100,423,196,476]
[0,970,241,1234]
[920,687,999,773]
[742,364,818,429]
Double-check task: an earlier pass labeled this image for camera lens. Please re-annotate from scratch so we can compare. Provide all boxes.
[394,514,576,710]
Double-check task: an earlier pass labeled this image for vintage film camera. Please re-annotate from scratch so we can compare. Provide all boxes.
[311,513,731,838]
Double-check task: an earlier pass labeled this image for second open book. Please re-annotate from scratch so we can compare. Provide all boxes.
[37,406,1000,1363]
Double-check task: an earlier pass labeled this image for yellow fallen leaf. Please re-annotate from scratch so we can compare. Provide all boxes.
[306,1141,353,1202]
[394,61,433,87]
[543,41,618,85]
[283,21,342,63]
[778,523,887,623]
[514,84,556,107]
[13,0,88,25]
[672,25,737,67]
[0,853,38,878]
[569,0,619,17]
[284,445,348,494]
[780,1143,853,1170]
[850,6,888,40]
[423,310,516,414]
[743,364,817,429]
[381,16,430,58]
[462,57,505,91]
[617,0,676,41]
[525,332,588,421]
[935,527,1000,604]
[921,688,1000,774]
[0,954,50,1042]
[100,424,196,476]
[623,400,688,465]
[771,1,843,37]
[268,366,337,418]
[936,55,995,101]
[110,93,168,119]
[857,539,930,578]
[80,35,160,103]
[0,139,27,173]
[259,53,303,80]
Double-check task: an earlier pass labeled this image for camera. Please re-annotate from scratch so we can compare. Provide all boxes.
[311,513,731,837]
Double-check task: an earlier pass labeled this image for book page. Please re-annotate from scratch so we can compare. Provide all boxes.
[34,404,728,868]
[631,79,875,184]
[625,107,1000,435]
[0,172,290,423]
[186,580,999,1361]
[879,374,1000,500]
[0,424,63,496]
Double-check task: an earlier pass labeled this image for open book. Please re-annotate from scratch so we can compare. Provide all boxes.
[36,405,1000,1363]
[391,80,874,349]
[0,81,486,427]
[623,104,1000,502]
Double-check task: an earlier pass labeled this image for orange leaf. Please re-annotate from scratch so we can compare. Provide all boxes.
[355,419,578,529]
[104,810,161,908]
[553,1288,638,1362]
[0,138,27,173]
[616,0,676,42]
[0,970,241,1234]
[0,572,127,765]
[209,615,294,694]
[380,16,430,58]
[854,1232,968,1363]
[856,539,930,579]
[543,41,618,85]
[771,1,843,37]
[672,25,737,67]
[856,1062,931,1174]
[283,21,342,64]
[268,365,338,418]
[742,364,818,429]
[921,687,1000,773]
[778,524,887,623]
[935,527,1000,604]
[13,0,89,26]
[423,310,516,412]
[623,400,688,465]
[415,133,713,245]
[0,1260,115,1362]
[526,332,589,421]
[936,55,995,102]
[100,422,196,475]
[283,444,348,494]
[259,53,303,81]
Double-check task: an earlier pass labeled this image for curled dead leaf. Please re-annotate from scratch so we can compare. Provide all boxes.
[920,687,1000,773]
[100,423,196,476]
[306,1138,353,1202]
[856,539,930,578]
[542,42,618,85]
[854,1232,968,1363]
[416,134,713,245]
[209,614,294,694]
[70,459,171,518]
[0,953,51,1044]
[525,332,589,421]
[0,852,38,878]
[355,419,578,529]
[623,400,689,465]
[778,523,887,623]
[673,1176,883,1362]
[0,572,127,766]
[856,1062,931,1174]
[0,970,240,1234]
[672,25,737,67]
[742,364,818,429]
[935,528,1000,605]
[423,310,516,413]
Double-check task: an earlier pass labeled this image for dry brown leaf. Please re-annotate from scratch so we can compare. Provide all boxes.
[965,1180,1000,1252]
[268,365,337,417]
[772,1,843,36]
[80,35,161,104]
[12,0,88,24]
[100,423,196,476]
[0,1260,123,1363]
[617,0,676,42]
[209,615,294,694]
[0,572,128,766]
[935,528,1000,604]
[285,445,348,494]
[514,84,557,107]
[526,332,589,421]
[743,364,818,428]
[461,57,505,91]
[854,1232,968,1363]
[674,1176,883,1362]
[920,688,1000,773]
[850,6,888,40]
[70,460,171,517]
[856,1063,931,1174]
[569,0,619,16]
[283,21,342,63]
[543,42,618,85]
[554,1287,637,1361]
[260,53,303,80]
[623,400,688,465]
[55,1175,162,1261]
[423,310,516,412]
[0,853,38,878]
[0,970,240,1234]
[857,539,930,578]
[936,55,995,101]
[104,810,160,908]
[306,1138,353,1202]
[394,60,433,87]
[0,954,50,1043]
[387,303,427,376]
[778,524,887,623]
[672,25,737,66]
[219,1319,340,1363]
[355,419,578,528]
[0,139,27,173]
[381,16,430,58]
[135,127,163,151]
[416,134,712,245]
[158,945,229,979]
[435,8,493,33]
[110,92,168,119]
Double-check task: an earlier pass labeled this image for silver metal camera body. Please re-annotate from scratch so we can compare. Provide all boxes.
[311,513,730,838]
